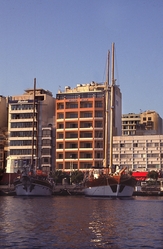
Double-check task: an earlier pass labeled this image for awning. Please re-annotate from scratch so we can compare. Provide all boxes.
[132,171,148,181]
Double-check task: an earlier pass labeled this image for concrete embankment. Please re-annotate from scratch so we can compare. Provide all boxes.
[1,184,163,197]
[0,184,84,196]
[0,185,15,196]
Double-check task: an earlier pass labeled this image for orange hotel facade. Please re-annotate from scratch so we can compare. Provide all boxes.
[55,82,122,171]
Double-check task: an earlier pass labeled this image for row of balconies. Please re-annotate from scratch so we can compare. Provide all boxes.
[56,128,103,132]
[114,146,163,150]
[57,122,103,129]
[56,158,102,162]
[57,104,103,110]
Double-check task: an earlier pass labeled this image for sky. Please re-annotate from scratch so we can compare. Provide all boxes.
[0,0,163,117]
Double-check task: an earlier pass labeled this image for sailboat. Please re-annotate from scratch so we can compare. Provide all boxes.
[14,79,53,196]
[84,43,137,197]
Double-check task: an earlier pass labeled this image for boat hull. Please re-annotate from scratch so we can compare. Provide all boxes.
[14,176,53,196]
[84,184,134,197]
[15,183,52,196]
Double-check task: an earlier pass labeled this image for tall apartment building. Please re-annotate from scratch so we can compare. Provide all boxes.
[56,82,122,171]
[113,135,163,171]
[122,111,163,136]
[6,87,55,174]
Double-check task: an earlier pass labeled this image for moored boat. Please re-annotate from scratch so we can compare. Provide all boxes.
[84,167,137,197]
[84,43,137,197]
[13,79,54,196]
[14,167,53,196]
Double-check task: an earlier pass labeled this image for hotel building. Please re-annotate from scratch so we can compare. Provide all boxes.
[55,82,122,171]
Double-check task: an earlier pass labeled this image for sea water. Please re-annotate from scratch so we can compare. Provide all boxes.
[0,196,163,249]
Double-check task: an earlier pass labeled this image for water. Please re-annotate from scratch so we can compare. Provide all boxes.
[0,196,163,249]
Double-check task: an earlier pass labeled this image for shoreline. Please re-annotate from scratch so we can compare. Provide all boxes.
[1,184,163,197]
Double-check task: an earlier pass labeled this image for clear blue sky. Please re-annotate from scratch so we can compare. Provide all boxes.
[0,0,163,117]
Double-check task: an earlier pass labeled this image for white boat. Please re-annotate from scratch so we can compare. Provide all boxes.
[84,167,137,197]
[14,167,53,196]
[84,43,137,197]
[14,79,53,196]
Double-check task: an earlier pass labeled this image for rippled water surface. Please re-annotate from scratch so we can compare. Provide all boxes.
[0,196,163,249]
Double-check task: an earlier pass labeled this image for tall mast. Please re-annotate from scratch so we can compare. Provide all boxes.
[31,78,36,169]
[104,50,110,169]
[109,43,115,173]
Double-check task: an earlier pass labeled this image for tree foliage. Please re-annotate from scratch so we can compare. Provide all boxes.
[50,170,84,185]
[71,170,84,184]
[50,170,70,184]
[147,170,158,180]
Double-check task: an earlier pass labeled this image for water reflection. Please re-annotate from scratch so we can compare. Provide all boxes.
[0,196,163,248]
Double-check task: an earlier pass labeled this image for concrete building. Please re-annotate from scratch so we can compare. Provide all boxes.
[139,110,163,135]
[113,135,163,172]
[0,95,8,127]
[55,82,122,171]
[6,86,55,174]
[122,111,163,136]
[122,113,140,136]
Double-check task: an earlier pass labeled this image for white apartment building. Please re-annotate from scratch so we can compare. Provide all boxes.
[113,135,163,171]
[6,87,55,174]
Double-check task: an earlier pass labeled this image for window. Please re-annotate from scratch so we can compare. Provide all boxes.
[59,124,64,129]
[95,111,103,117]
[70,123,78,128]
[10,131,36,137]
[120,143,125,148]
[10,140,33,146]
[58,164,63,169]
[42,157,51,164]
[69,113,78,118]
[95,101,103,108]
[11,122,33,128]
[42,129,51,137]
[59,144,63,149]
[58,134,64,139]
[42,139,51,146]
[85,153,92,158]
[70,133,78,138]
[84,113,92,118]
[85,143,92,148]
[59,154,63,159]
[10,149,33,155]
[71,144,77,148]
[83,133,92,138]
[57,104,64,109]
[42,148,51,155]
[58,113,64,119]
